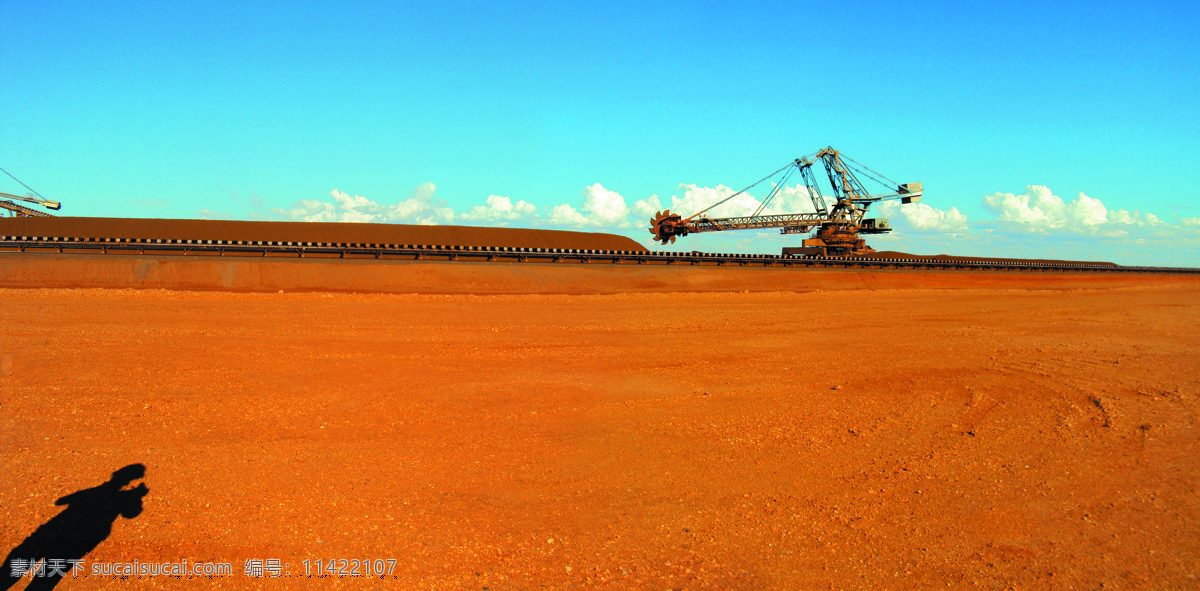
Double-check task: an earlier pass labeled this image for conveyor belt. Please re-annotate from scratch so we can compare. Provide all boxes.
[1,234,1197,274]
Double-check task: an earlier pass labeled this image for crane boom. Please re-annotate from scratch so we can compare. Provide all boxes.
[0,192,60,217]
[684,211,830,233]
[0,168,60,217]
[0,191,60,209]
[649,146,921,256]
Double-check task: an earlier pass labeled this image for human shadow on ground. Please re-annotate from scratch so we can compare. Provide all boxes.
[1,464,149,590]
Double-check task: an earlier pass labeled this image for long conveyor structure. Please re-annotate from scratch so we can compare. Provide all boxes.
[1,234,1196,275]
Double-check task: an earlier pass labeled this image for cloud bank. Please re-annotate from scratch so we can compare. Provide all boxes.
[243,180,1197,265]
[264,183,1193,241]
[460,195,538,223]
[547,183,636,228]
[875,201,969,233]
[981,185,1165,237]
[268,181,850,232]
[272,183,455,225]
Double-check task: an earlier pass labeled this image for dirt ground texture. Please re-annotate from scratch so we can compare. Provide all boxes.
[2,282,1199,589]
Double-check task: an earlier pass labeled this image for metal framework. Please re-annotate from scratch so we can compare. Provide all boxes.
[0,167,60,217]
[649,146,921,255]
[0,197,55,217]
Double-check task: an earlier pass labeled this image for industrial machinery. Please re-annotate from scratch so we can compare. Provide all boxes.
[649,146,921,256]
[0,167,59,217]
[0,192,59,217]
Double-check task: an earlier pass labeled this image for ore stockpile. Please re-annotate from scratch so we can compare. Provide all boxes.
[0,217,645,252]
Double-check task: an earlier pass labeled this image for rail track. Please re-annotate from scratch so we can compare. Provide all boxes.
[2,234,1197,274]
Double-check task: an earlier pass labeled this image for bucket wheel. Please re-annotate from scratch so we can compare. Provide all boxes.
[649,210,683,245]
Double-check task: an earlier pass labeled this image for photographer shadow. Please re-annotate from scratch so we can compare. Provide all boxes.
[2,464,149,591]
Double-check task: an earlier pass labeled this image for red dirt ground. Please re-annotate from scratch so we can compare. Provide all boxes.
[2,281,1199,589]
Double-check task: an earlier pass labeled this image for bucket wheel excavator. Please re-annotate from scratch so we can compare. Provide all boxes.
[649,146,921,256]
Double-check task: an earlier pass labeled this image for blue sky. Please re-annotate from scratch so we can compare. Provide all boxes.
[3,0,1198,265]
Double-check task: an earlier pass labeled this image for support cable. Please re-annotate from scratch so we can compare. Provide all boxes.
[0,166,47,200]
[691,159,802,219]
[751,166,797,218]
[840,154,901,191]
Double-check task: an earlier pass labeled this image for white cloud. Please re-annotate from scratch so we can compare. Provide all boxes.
[269,182,642,230]
[1107,208,1162,227]
[547,203,588,226]
[272,183,455,225]
[875,201,969,233]
[664,183,827,221]
[274,198,339,222]
[905,204,969,233]
[459,194,537,224]
[580,183,631,227]
[197,208,231,220]
[384,183,455,225]
[266,181,835,237]
[670,184,760,219]
[630,194,663,221]
[761,184,826,215]
[221,178,1199,265]
[543,183,634,228]
[981,185,1165,237]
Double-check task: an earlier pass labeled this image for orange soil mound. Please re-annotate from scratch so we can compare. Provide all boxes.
[0,217,647,251]
[2,285,1199,589]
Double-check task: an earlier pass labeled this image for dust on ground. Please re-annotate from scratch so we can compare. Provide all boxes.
[1,283,1198,589]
